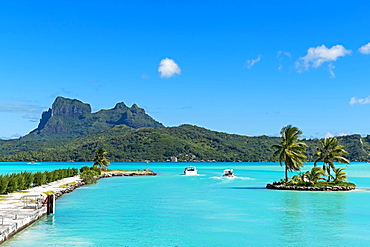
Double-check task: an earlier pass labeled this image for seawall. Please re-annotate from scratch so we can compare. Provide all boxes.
[266,183,356,191]
[0,170,156,244]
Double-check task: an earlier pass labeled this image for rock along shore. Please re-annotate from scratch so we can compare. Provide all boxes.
[0,170,156,244]
[266,183,356,191]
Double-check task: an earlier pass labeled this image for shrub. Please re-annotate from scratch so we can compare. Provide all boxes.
[0,168,79,195]
[90,166,102,175]
[80,166,90,173]
[0,176,9,194]
[6,174,19,193]
[80,170,100,184]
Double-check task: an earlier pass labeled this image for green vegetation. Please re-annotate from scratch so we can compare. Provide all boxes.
[0,125,282,162]
[80,165,102,184]
[305,166,327,184]
[1,124,370,162]
[271,125,308,181]
[314,137,350,181]
[270,126,356,189]
[93,148,110,169]
[0,168,78,195]
[332,167,347,183]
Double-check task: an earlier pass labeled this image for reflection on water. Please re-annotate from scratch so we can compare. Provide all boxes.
[44,215,55,226]
[280,191,305,244]
[278,191,349,246]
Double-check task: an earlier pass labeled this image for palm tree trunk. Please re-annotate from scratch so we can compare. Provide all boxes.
[285,164,288,182]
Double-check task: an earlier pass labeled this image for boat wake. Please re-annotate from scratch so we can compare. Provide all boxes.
[353,187,370,192]
[180,174,205,176]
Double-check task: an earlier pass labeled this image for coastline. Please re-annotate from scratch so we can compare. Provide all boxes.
[0,170,156,244]
[266,183,356,191]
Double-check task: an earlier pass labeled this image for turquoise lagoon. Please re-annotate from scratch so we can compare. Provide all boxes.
[2,162,370,246]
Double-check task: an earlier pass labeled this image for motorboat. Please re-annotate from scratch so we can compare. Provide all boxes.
[222,169,235,177]
[184,166,198,175]
[27,161,39,165]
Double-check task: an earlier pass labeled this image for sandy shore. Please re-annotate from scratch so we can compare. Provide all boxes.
[0,175,82,243]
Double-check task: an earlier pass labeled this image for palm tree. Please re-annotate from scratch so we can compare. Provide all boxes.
[271,125,308,182]
[331,167,348,183]
[93,148,110,170]
[291,172,306,183]
[306,166,326,184]
[290,171,310,184]
[314,137,349,182]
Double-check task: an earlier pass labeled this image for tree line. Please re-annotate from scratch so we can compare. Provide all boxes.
[0,168,78,195]
[0,124,369,162]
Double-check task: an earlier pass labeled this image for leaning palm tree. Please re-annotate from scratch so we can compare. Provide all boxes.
[314,137,349,182]
[271,125,308,182]
[331,167,348,183]
[93,148,110,170]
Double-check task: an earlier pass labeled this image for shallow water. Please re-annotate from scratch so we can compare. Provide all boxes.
[2,162,370,246]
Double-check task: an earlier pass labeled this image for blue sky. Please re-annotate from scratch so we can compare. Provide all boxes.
[1,1,370,139]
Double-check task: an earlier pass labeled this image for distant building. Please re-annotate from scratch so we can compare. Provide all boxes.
[170,157,178,162]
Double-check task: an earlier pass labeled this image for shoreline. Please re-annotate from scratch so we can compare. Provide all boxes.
[0,170,156,244]
[266,183,356,191]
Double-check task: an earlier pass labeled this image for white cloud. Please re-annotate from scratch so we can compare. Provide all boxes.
[277,51,291,58]
[22,114,40,122]
[324,132,335,138]
[0,102,45,113]
[338,131,351,136]
[349,96,370,105]
[245,55,262,69]
[359,42,370,54]
[296,44,351,73]
[324,131,351,138]
[158,58,181,78]
[328,63,336,78]
[1,133,21,140]
[277,51,291,70]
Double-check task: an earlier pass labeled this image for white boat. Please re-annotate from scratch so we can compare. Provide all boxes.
[184,166,198,175]
[222,169,234,177]
[27,161,39,165]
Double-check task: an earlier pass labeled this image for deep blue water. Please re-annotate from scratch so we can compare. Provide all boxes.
[2,162,370,246]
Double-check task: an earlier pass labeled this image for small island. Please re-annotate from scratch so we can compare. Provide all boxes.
[267,125,356,191]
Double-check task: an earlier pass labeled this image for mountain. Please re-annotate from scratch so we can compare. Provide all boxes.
[23,97,164,140]
[0,125,280,162]
[0,96,369,162]
[0,124,369,162]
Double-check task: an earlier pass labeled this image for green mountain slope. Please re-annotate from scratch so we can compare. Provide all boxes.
[1,124,369,162]
[0,125,280,161]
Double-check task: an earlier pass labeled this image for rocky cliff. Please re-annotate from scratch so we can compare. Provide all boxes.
[24,97,164,140]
